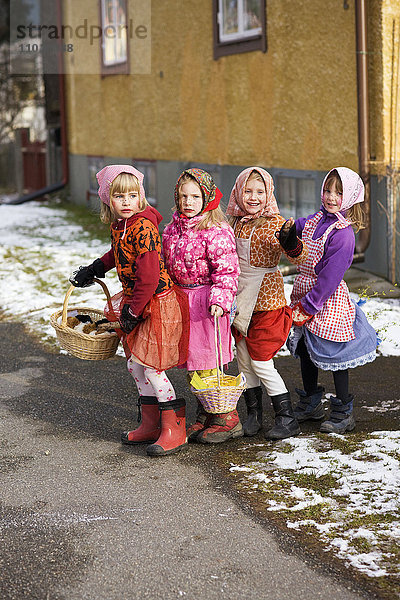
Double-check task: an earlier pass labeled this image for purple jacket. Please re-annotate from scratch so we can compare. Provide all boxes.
[162,212,239,312]
[295,208,355,315]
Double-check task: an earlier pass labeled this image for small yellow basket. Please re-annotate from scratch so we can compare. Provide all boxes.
[50,278,120,361]
[190,316,246,414]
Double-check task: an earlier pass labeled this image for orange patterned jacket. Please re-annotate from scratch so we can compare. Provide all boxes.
[234,215,308,312]
[101,207,173,316]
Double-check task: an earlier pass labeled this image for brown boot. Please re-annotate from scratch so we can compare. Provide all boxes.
[187,400,212,442]
[197,409,243,444]
[146,398,188,456]
[121,396,160,444]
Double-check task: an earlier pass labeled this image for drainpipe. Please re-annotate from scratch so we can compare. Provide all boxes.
[5,0,68,206]
[353,0,371,260]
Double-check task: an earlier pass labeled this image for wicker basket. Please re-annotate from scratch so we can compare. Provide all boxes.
[50,278,120,360]
[191,316,246,414]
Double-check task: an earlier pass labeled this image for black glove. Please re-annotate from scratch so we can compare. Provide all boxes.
[276,221,298,251]
[119,304,142,334]
[275,221,303,257]
[69,258,105,287]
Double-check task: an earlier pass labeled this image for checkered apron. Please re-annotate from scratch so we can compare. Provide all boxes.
[290,211,355,342]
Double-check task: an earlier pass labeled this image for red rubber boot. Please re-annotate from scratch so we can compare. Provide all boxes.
[146,399,187,456]
[121,396,160,444]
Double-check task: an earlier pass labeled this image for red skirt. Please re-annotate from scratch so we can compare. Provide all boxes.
[104,286,190,371]
[232,306,292,361]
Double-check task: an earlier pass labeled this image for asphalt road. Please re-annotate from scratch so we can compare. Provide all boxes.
[1,321,397,600]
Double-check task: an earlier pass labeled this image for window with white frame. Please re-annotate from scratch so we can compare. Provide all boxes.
[101,0,129,74]
[213,0,266,59]
[218,0,262,42]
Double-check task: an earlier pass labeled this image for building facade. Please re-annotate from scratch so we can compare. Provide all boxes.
[62,0,400,283]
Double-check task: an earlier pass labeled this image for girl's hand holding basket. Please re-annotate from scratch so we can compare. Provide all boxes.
[190,316,246,414]
[50,278,120,360]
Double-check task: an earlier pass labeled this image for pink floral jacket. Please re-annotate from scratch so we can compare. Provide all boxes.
[162,212,239,313]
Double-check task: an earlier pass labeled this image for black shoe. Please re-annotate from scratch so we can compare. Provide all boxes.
[294,386,325,422]
[265,392,300,440]
[242,386,263,436]
[320,396,355,434]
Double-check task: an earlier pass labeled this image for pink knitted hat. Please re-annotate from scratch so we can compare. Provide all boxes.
[321,167,364,226]
[226,167,279,220]
[96,164,146,206]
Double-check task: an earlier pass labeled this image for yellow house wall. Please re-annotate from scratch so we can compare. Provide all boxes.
[369,0,400,175]
[64,0,399,174]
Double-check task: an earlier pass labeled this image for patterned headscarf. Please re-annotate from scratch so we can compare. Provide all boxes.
[321,167,364,227]
[226,167,279,221]
[174,168,222,213]
[96,164,146,206]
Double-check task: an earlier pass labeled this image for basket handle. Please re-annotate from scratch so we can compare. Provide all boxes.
[61,278,116,327]
[213,315,224,388]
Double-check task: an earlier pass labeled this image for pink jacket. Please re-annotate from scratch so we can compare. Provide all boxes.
[162,212,239,312]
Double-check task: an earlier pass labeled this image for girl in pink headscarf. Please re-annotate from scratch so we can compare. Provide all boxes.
[70,164,190,457]
[287,167,378,434]
[226,167,308,441]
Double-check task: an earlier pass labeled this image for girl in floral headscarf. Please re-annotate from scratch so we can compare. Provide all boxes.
[287,167,378,434]
[70,164,190,457]
[226,167,308,440]
[162,168,240,444]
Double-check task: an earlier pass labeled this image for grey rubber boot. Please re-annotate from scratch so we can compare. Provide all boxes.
[265,393,300,440]
[320,395,355,434]
[294,386,325,422]
[242,386,263,436]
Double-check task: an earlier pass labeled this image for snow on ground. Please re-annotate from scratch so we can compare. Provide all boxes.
[230,432,400,582]
[1,199,400,588]
[0,200,122,354]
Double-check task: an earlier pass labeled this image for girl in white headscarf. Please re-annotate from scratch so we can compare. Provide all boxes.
[287,167,378,433]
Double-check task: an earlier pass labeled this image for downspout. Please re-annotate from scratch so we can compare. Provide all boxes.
[282,2,370,277]
[387,19,399,284]
[5,0,68,206]
[353,0,371,260]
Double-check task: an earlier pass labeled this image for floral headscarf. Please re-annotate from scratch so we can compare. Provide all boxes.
[321,167,365,227]
[96,164,146,206]
[174,168,222,213]
[226,167,279,221]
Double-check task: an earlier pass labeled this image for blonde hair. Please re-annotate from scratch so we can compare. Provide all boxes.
[247,169,264,184]
[323,169,365,232]
[177,174,225,230]
[100,172,148,223]
[346,203,365,232]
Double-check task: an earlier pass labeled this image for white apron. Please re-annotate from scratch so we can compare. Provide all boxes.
[290,211,356,342]
[233,227,278,337]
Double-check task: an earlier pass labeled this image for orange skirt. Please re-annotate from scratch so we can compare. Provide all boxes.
[232,306,292,361]
[104,286,189,371]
